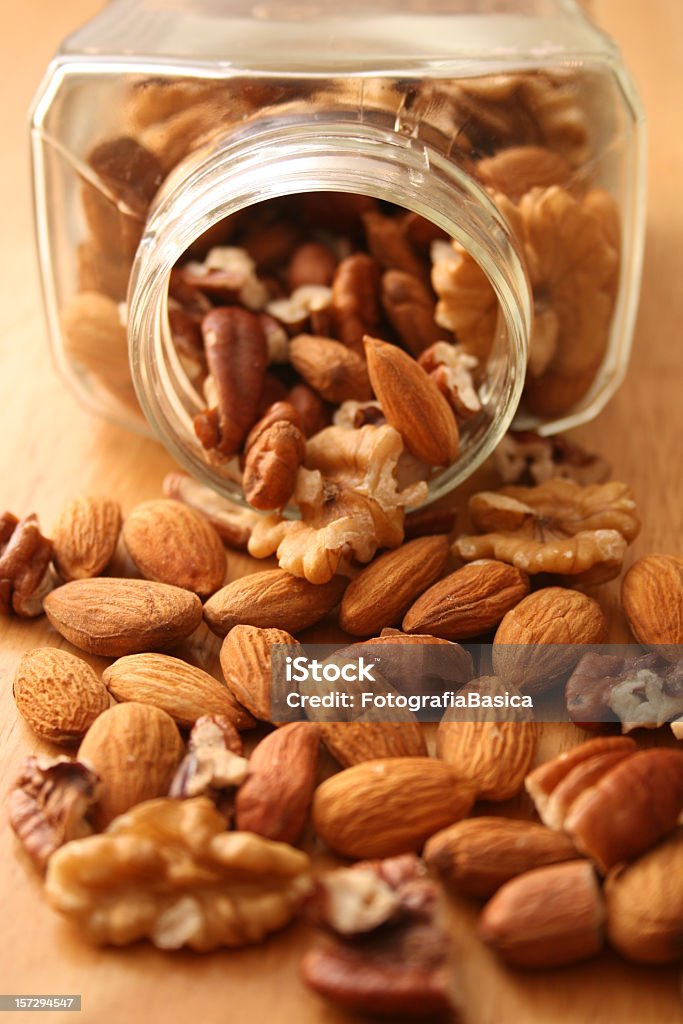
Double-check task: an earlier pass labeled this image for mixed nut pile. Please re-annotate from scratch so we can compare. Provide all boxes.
[3,428,683,1016]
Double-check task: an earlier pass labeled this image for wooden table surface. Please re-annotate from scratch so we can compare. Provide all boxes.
[1,2,683,1022]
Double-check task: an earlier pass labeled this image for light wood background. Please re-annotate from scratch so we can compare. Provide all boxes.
[1,2,682,1022]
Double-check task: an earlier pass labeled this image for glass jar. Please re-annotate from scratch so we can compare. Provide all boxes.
[31,0,645,515]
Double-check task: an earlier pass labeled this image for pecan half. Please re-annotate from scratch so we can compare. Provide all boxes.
[169,714,249,817]
[194,307,268,456]
[331,253,382,355]
[8,756,100,869]
[301,854,457,1018]
[0,512,54,617]
[380,270,443,356]
[243,419,306,511]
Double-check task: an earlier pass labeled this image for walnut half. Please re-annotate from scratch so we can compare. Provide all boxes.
[45,797,313,950]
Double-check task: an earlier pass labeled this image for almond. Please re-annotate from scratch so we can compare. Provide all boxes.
[13,647,110,744]
[235,722,320,844]
[478,860,604,968]
[339,536,449,637]
[219,624,301,723]
[605,828,683,964]
[492,587,608,694]
[621,554,683,661]
[437,677,537,801]
[364,335,458,466]
[44,578,203,657]
[123,499,226,596]
[424,817,578,899]
[204,569,346,637]
[102,652,254,730]
[52,496,121,581]
[312,758,475,858]
[403,560,529,640]
[289,334,373,403]
[78,701,184,827]
[319,717,428,768]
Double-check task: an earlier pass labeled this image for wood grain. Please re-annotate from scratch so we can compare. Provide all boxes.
[1,2,682,1022]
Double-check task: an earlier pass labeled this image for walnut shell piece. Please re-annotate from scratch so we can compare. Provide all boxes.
[454,479,639,584]
[8,756,100,870]
[247,426,428,584]
[44,797,313,950]
[605,829,683,964]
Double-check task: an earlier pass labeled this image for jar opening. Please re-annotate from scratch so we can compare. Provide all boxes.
[128,117,531,510]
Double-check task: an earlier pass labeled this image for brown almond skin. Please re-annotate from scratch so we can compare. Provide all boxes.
[403,560,529,640]
[44,578,203,657]
[424,817,578,899]
[364,335,458,466]
[204,569,346,637]
[478,860,604,968]
[605,829,683,964]
[123,499,226,596]
[219,624,301,723]
[564,748,683,872]
[13,647,110,744]
[78,702,184,828]
[102,653,254,730]
[621,554,683,661]
[52,496,121,581]
[437,683,537,802]
[339,535,450,637]
[289,334,373,403]
[492,587,608,694]
[313,758,475,859]
[319,718,428,768]
[235,722,320,844]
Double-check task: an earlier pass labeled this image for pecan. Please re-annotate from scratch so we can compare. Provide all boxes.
[380,270,443,356]
[162,472,261,549]
[287,242,338,290]
[0,512,54,617]
[362,210,428,282]
[454,479,640,584]
[194,307,268,456]
[169,714,249,816]
[87,136,163,219]
[331,253,382,354]
[244,401,303,452]
[240,217,301,272]
[301,854,456,1017]
[243,419,306,511]
[289,334,372,404]
[493,430,611,486]
[8,756,100,869]
[45,798,313,950]
[287,383,330,437]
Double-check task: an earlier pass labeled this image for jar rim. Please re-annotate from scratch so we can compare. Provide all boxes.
[128,113,531,506]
